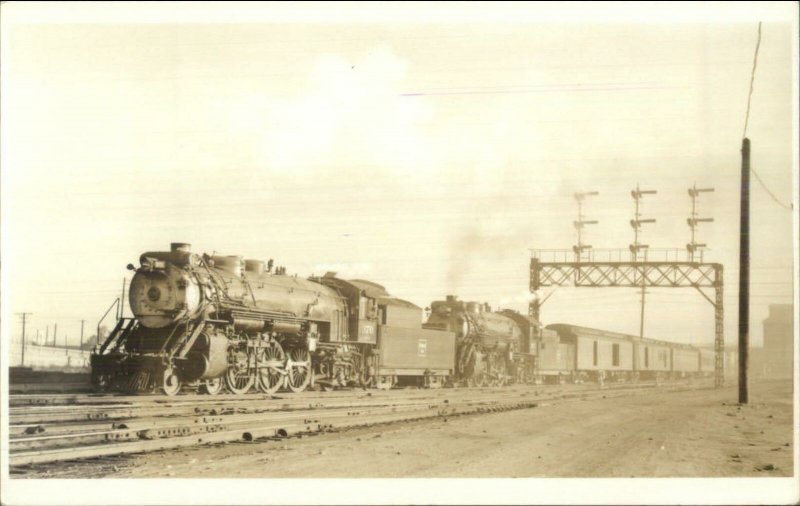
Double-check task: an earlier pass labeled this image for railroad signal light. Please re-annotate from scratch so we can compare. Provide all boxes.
[629,184,657,261]
[574,219,598,228]
[630,218,656,229]
[688,187,715,197]
[572,244,593,255]
[687,217,714,226]
[687,184,715,262]
[574,191,599,201]
[631,189,658,198]
[573,191,599,262]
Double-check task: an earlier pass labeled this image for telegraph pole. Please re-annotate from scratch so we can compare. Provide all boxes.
[738,138,750,404]
[119,277,127,319]
[16,312,31,366]
[80,319,86,350]
[630,184,657,339]
[53,323,58,347]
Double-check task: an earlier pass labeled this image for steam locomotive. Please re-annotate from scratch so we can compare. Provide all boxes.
[91,243,713,396]
[424,296,538,386]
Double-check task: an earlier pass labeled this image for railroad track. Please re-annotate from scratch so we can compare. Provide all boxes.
[8,379,714,470]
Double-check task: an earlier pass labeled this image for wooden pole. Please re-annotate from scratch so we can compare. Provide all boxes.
[738,138,750,404]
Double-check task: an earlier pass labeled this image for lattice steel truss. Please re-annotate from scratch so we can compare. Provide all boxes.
[529,253,724,388]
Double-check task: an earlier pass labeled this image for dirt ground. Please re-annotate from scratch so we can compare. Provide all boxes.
[24,379,795,478]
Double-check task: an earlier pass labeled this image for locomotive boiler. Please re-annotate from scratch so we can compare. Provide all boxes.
[424,296,538,386]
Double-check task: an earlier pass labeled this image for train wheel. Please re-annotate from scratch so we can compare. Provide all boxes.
[93,373,112,392]
[162,368,181,396]
[226,349,255,395]
[286,348,312,393]
[467,372,486,388]
[257,341,286,394]
[375,375,393,390]
[201,377,224,395]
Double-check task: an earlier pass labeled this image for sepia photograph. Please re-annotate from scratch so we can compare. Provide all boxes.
[1,2,798,505]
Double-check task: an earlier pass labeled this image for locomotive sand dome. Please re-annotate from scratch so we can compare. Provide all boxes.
[91,243,455,395]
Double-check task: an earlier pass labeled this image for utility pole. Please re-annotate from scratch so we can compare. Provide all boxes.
[738,138,750,404]
[53,323,58,347]
[16,312,31,366]
[119,277,127,319]
[80,319,85,350]
[630,184,657,339]
[687,184,715,262]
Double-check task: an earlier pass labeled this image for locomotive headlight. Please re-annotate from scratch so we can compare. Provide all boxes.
[147,286,162,302]
[129,264,202,328]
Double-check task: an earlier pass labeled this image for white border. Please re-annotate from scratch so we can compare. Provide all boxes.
[1,2,798,505]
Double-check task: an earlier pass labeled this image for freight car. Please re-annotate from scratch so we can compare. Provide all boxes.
[91,243,454,395]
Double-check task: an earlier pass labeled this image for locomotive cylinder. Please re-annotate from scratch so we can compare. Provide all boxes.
[184,331,228,380]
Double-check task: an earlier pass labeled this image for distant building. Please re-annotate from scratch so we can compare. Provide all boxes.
[761,304,794,378]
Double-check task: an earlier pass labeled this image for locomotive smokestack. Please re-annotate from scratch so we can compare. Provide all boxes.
[446,295,457,302]
[170,242,191,253]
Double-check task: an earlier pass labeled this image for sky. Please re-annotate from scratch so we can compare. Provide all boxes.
[2,3,797,352]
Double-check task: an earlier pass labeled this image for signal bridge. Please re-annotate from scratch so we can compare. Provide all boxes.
[529,247,724,388]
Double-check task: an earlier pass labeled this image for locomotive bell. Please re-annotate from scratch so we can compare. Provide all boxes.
[129,262,202,328]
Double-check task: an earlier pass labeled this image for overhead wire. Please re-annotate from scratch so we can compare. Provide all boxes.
[742,21,793,211]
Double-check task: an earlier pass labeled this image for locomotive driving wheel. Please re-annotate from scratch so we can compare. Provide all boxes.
[257,341,286,394]
[162,367,182,396]
[226,348,255,395]
[286,348,312,393]
[486,354,506,387]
